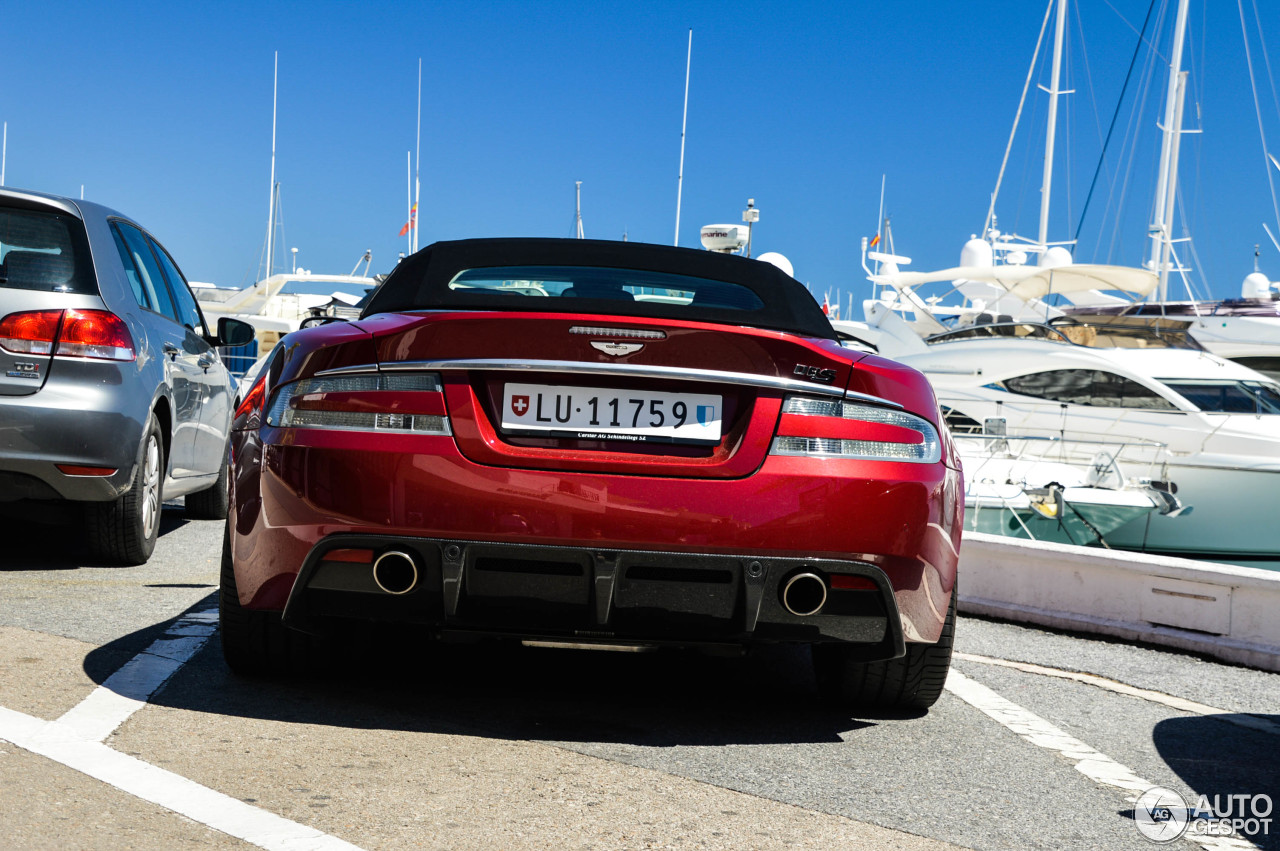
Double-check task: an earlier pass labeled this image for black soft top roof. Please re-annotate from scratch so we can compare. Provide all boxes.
[361,237,836,339]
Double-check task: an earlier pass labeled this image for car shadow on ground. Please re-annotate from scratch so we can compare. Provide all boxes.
[0,504,189,570]
[82,601,908,748]
[1150,715,1280,850]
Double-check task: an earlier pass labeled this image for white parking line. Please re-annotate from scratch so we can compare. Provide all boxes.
[0,606,366,851]
[955,652,1280,737]
[945,669,1258,851]
[57,608,219,742]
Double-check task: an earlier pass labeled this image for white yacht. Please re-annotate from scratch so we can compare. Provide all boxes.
[891,322,1280,560]
[195,272,378,373]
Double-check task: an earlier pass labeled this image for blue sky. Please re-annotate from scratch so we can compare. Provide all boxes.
[3,1,1279,310]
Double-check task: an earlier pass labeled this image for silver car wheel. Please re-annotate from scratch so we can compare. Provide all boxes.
[140,433,161,539]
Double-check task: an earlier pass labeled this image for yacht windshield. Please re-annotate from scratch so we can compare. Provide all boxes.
[1160,380,1280,414]
[925,316,1202,350]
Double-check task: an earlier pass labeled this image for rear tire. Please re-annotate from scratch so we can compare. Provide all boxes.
[219,521,316,676]
[86,414,164,565]
[185,445,229,520]
[813,586,956,712]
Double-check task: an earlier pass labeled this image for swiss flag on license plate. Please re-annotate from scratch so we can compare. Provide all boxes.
[511,395,531,417]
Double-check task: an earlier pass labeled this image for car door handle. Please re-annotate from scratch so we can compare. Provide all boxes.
[163,342,180,360]
[197,353,216,370]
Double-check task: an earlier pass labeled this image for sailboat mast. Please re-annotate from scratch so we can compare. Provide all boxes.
[1037,0,1068,250]
[413,58,422,255]
[674,28,692,247]
[265,51,278,280]
[1157,71,1189,299]
[1148,0,1191,292]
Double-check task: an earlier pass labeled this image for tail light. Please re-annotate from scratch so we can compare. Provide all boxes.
[0,309,135,361]
[264,372,451,435]
[0,310,61,355]
[770,395,941,463]
[234,373,268,422]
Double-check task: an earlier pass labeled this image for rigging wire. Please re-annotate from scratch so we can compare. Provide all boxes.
[1175,189,1207,300]
[1103,1,1164,267]
[1240,0,1280,240]
[1072,0,1158,249]
[1063,8,1075,241]
[984,0,1055,237]
[1252,0,1280,131]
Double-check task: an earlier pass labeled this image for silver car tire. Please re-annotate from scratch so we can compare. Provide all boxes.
[86,414,164,565]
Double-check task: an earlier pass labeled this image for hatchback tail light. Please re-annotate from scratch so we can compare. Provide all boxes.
[264,372,451,435]
[0,309,135,361]
[0,310,61,355]
[770,396,941,463]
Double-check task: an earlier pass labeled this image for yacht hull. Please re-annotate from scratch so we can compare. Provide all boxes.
[1105,464,1280,559]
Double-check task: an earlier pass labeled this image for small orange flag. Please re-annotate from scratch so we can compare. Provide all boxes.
[869,233,881,248]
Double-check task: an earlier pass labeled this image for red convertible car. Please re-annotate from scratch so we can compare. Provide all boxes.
[223,238,963,711]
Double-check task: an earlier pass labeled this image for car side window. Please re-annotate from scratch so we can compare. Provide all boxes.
[113,222,178,322]
[109,224,151,310]
[149,237,206,335]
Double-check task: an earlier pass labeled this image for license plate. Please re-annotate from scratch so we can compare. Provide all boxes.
[502,382,723,445]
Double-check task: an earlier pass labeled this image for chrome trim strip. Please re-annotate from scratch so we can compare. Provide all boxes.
[387,358,903,406]
[313,364,381,377]
[317,359,903,408]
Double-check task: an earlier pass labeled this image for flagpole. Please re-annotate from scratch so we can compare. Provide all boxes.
[413,58,422,254]
[406,151,412,254]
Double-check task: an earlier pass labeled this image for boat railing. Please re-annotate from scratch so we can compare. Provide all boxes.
[952,428,1173,485]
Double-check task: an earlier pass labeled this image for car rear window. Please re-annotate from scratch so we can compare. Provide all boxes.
[448,266,766,311]
[363,238,835,339]
[0,207,95,294]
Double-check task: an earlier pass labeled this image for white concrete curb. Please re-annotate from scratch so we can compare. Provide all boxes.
[957,532,1280,673]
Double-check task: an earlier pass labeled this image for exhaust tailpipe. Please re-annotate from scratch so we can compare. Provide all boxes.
[782,572,827,617]
[372,550,419,595]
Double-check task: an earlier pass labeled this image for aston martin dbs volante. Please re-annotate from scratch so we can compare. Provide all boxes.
[223,238,963,711]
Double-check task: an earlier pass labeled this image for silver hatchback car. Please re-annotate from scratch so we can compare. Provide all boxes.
[0,187,253,564]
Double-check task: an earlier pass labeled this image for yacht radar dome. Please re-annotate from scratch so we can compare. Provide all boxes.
[700,224,749,253]
[960,237,993,268]
[1242,272,1274,299]
[755,251,794,277]
[1039,246,1073,269]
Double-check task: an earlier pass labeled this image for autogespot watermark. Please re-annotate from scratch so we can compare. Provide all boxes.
[1134,786,1273,842]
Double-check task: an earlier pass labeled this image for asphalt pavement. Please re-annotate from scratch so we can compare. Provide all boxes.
[1,505,1276,850]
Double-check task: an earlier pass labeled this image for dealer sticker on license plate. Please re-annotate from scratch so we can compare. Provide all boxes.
[502,382,723,445]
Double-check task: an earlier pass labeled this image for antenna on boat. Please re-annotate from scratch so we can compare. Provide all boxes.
[742,198,758,258]
[413,58,422,254]
[1,122,6,186]
[674,28,692,246]
[574,181,585,238]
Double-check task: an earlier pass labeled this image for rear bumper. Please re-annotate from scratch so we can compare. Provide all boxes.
[0,368,145,502]
[230,435,963,646]
[282,535,906,657]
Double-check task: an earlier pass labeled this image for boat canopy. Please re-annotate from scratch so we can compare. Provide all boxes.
[873,263,1159,301]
